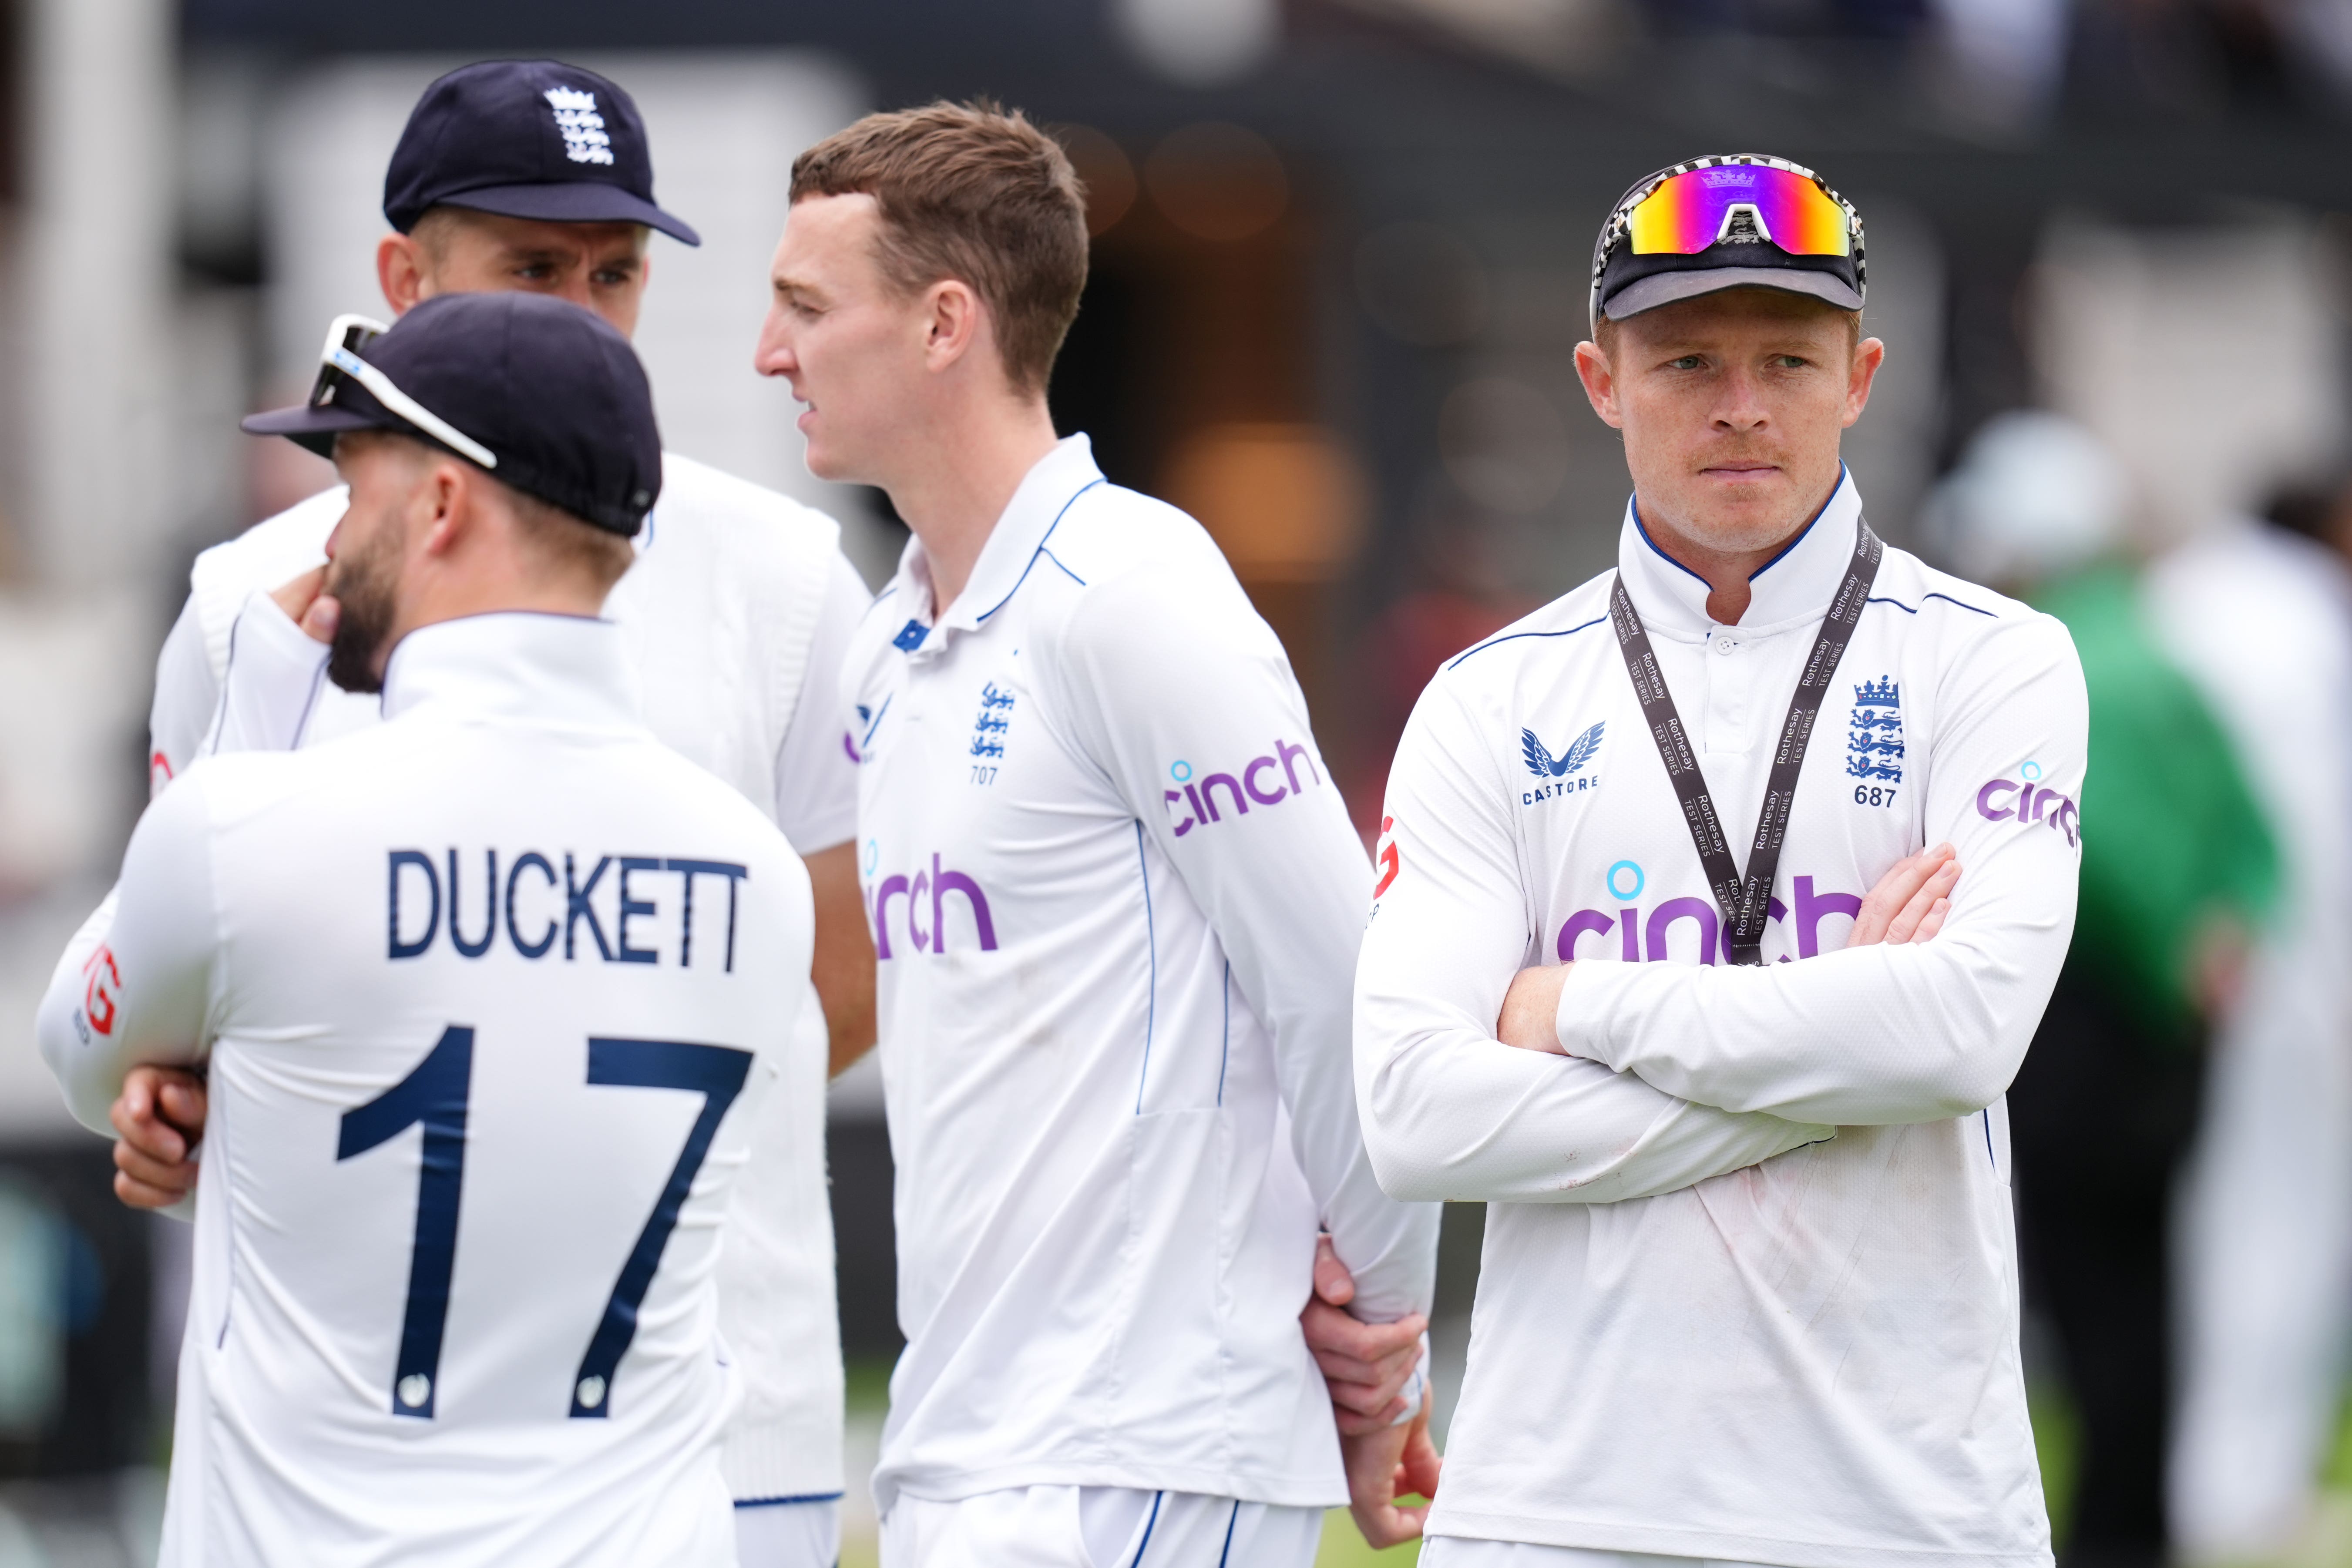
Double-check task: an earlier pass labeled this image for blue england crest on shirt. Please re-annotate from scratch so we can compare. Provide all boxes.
[970,680,1015,760]
[1522,720,1604,779]
[1846,677,1903,783]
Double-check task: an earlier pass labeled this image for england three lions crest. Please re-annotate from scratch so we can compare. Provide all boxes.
[1846,677,1902,783]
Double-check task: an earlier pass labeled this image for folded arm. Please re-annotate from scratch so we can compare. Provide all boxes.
[1555,614,2087,1125]
[1356,680,1833,1205]
[38,779,220,1134]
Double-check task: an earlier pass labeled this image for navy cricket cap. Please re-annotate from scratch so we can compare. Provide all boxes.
[242,292,663,537]
[383,60,701,245]
[1590,155,1865,327]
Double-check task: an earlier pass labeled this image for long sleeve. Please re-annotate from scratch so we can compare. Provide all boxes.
[37,774,222,1134]
[1051,567,1439,1323]
[203,590,333,756]
[1557,611,2087,1126]
[769,553,869,855]
[1356,678,1833,1204]
[148,595,221,795]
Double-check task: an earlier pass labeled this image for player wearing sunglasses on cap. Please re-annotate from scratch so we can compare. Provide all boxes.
[1354,155,2083,1567]
[41,291,817,1568]
[100,60,871,1568]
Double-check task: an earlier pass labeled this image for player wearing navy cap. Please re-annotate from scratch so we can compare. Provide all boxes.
[104,60,869,1568]
[1356,156,2083,1566]
[42,292,817,1568]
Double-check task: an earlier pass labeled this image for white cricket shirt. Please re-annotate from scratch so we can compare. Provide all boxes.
[39,614,814,1567]
[1357,473,2082,1567]
[847,436,1440,1512]
[139,453,860,1504]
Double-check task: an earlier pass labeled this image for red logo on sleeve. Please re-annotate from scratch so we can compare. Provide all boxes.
[1374,816,1401,898]
[82,945,121,1036]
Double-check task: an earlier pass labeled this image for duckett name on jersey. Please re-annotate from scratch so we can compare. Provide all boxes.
[387,848,749,970]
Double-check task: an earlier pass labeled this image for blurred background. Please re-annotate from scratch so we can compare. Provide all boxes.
[0,0,2350,1563]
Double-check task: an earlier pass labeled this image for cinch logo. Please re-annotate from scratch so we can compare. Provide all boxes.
[1976,760,2078,847]
[871,854,998,958]
[1520,720,1604,806]
[1554,860,1862,964]
[1162,739,1323,836]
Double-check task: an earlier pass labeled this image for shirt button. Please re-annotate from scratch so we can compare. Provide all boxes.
[1714,635,1736,655]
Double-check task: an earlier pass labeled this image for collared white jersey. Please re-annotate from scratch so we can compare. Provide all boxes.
[1357,474,2083,1568]
[846,436,1439,1512]
[141,452,861,1504]
[39,615,813,1568]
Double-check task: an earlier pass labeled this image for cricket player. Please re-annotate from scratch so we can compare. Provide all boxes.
[756,102,1443,1562]
[41,292,812,1565]
[1356,156,2086,1566]
[105,61,869,1565]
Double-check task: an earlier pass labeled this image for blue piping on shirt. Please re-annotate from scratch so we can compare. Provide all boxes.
[1216,961,1232,1106]
[1130,1491,1165,1567]
[1866,592,1996,618]
[859,694,893,751]
[1134,820,1158,1115]
[1627,463,1851,588]
[976,478,1107,623]
[733,1492,844,1509]
[1447,615,1610,670]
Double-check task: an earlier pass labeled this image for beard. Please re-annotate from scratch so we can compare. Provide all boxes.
[323,524,403,695]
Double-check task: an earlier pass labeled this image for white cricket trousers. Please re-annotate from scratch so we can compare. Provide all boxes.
[1422,1543,1774,1568]
[880,1485,1322,1568]
[736,1496,840,1568]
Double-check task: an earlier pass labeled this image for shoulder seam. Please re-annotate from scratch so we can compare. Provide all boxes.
[1446,614,1610,670]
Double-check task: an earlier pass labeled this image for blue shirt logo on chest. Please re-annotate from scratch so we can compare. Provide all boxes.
[971,681,1015,760]
[1846,678,1903,784]
[1519,719,1605,806]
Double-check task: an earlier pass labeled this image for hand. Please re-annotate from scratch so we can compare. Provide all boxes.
[1339,1407,1442,1549]
[1301,1236,1427,1434]
[110,1065,208,1209]
[2190,910,2253,1024]
[1848,843,1960,947]
[269,566,341,644]
[1496,963,1573,1054]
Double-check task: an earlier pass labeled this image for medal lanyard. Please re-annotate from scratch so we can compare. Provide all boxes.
[1608,517,1883,966]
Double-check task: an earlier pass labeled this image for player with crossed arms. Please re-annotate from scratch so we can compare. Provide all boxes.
[43,292,812,1565]
[103,60,872,1568]
[1358,156,2085,1566]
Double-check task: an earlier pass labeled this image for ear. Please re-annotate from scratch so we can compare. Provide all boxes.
[1843,337,1888,430]
[922,278,984,376]
[1574,340,1624,430]
[417,460,474,559]
[379,233,429,317]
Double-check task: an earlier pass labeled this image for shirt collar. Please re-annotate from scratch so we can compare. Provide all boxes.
[380,611,643,729]
[1615,466,1862,640]
[889,434,1103,656]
